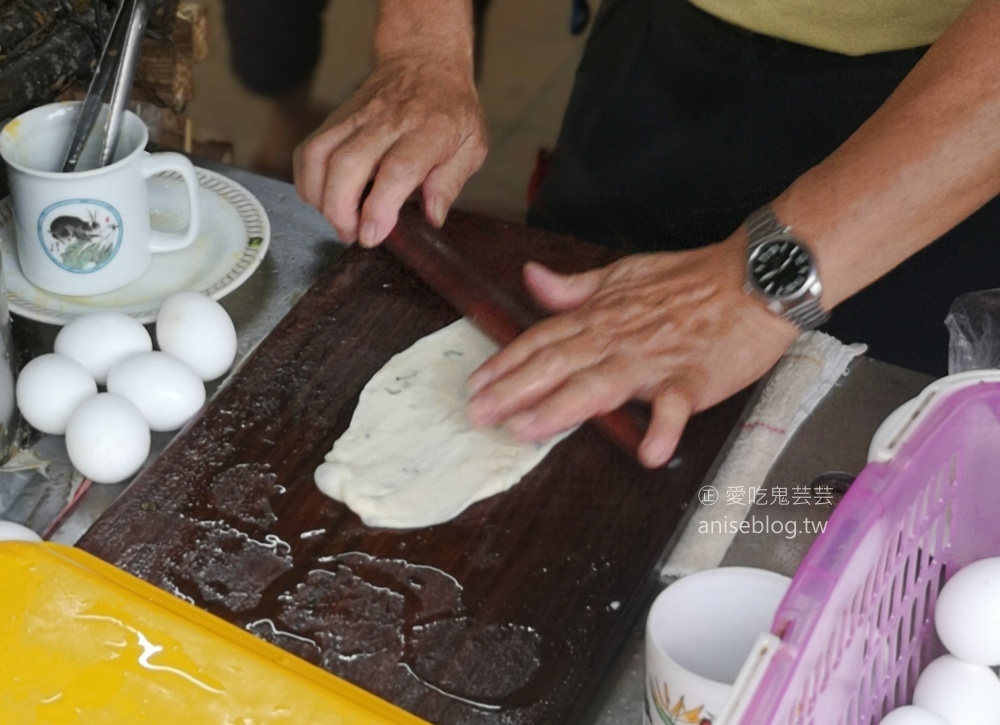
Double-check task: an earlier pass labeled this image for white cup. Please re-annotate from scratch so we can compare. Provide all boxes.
[0,101,200,296]
[644,567,790,725]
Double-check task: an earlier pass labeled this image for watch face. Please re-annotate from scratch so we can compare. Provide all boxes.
[750,239,813,298]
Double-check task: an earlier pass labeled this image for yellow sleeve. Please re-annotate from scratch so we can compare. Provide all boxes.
[687,0,972,55]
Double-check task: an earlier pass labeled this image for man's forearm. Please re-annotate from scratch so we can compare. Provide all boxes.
[773,0,1000,309]
[375,0,476,71]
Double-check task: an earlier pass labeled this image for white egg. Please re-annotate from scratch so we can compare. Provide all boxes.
[15,353,97,434]
[55,312,152,384]
[913,654,1000,723]
[0,520,42,542]
[106,351,206,431]
[936,556,1000,665]
[155,292,237,381]
[880,706,951,725]
[65,393,151,484]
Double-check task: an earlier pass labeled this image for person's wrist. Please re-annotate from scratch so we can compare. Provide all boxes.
[742,203,829,332]
[376,2,476,73]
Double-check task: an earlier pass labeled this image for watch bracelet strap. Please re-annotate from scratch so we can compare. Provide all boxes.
[785,297,830,330]
[746,203,787,240]
[746,203,830,331]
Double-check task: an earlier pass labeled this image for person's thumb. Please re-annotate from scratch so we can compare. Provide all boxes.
[523,261,601,312]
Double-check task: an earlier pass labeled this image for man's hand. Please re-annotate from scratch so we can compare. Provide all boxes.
[466,237,800,468]
[294,52,487,247]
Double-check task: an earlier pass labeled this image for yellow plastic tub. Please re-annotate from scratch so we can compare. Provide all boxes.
[0,541,428,724]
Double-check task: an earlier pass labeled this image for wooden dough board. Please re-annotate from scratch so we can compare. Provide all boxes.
[78,209,749,724]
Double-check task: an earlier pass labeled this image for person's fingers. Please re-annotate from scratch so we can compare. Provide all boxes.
[356,131,464,247]
[467,344,576,427]
[421,134,489,227]
[523,262,603,312]
[316,127,400,244]
[473,344,698,469]
[466,314,588,399]
[467,260,624,400]
[303,126,477,247]
[293,112,358,202]
[502,360,636,443]
[357,162,426,247]
[294,51,487,246]
[638,388,693,468]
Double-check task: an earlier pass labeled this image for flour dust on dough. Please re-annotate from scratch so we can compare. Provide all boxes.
[314,318,571,529]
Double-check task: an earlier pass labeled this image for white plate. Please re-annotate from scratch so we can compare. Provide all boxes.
[1,167,270,325]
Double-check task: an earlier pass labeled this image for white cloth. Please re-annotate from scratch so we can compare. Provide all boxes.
[660,331,865,579]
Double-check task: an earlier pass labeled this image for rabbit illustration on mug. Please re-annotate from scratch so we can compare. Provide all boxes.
[43,205,121,272]
[48,208,113,247]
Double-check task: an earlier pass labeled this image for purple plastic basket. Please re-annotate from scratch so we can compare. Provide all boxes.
[737,379,1000,724]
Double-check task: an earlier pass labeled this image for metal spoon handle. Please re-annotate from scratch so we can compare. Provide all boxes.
[61,0,132,172]
[99,0,149,167]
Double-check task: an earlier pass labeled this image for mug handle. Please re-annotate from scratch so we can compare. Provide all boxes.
[140,152,201,253]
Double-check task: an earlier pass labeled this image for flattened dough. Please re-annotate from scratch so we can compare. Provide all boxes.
[314,319,570,529]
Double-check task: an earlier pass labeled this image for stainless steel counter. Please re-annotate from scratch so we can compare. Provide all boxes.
[2,163,936,724]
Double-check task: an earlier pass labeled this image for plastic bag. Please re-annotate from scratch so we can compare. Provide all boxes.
[945,288,1000,374]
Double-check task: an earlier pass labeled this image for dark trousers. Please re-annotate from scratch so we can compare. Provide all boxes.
[529,0,1000,376]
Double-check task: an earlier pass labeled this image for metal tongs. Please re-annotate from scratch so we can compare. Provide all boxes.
[61,0,151,172]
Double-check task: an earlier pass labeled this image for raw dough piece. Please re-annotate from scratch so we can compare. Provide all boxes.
[314,319,570,529]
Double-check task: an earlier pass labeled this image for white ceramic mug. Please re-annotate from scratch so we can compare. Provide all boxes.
[0,102,200,296]
[644,567,790,725]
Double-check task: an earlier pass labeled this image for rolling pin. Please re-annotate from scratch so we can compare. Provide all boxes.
[384,209,649,462]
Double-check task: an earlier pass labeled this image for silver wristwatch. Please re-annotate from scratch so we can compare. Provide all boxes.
[744,204,829,331]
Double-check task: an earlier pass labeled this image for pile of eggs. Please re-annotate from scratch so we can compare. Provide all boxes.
[883,557,1000,724]
[15,292,237,484]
